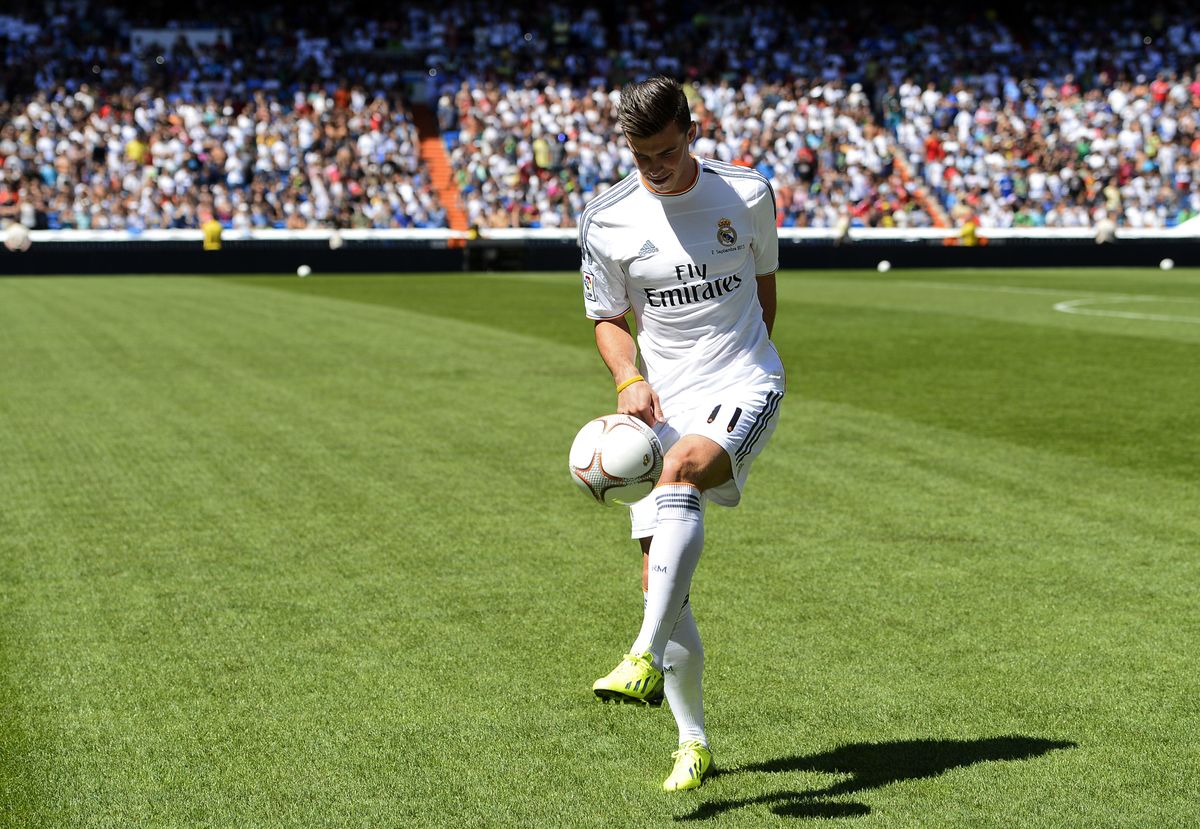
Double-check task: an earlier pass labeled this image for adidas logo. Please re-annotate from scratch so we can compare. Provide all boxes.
[638,239,659,257]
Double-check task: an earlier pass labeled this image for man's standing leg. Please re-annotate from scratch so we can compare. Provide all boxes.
[663,600,706,745]
[661,600,710,791]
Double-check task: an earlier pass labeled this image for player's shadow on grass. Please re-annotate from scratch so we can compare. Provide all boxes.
[677,735,1075,821]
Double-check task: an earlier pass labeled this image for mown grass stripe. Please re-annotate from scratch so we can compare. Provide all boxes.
[0,269,1196,827]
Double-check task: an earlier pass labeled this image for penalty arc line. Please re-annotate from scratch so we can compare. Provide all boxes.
[1053,296,1200,324]
[863,278,1200,323]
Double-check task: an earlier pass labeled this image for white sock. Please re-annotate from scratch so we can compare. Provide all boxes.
[631,484,704,667]
[664,599,706,745]
[642,591,707,745]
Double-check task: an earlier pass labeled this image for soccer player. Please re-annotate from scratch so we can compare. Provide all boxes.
[578,75,784,792]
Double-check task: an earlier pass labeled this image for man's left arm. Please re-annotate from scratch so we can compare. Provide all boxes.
[750,177,780,339]
[756,272,776,338]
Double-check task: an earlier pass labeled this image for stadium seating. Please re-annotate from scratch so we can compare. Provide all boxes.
[1,2,1197,231]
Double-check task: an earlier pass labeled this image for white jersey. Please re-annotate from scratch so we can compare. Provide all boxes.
[579,157,784,413]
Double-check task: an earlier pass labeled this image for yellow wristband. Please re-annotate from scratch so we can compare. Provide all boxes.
[615,375,645,394]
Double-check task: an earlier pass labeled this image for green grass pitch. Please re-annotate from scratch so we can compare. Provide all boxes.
[1,267,1197,827]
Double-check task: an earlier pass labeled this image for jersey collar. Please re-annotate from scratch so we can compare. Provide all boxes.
[641,156,701,198]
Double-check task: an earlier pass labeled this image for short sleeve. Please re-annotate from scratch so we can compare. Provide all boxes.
[750,180,779,275]
[580,222,630,320]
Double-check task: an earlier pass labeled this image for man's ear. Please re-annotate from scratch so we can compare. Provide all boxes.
[687,121,699,143]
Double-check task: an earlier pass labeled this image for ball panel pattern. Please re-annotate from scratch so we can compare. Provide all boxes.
[568,414,664,506]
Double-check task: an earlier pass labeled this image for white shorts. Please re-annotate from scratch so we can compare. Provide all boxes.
[630,386,783,538]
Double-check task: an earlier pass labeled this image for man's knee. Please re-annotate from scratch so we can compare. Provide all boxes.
[659,454,695,485]
[660,437,732,490]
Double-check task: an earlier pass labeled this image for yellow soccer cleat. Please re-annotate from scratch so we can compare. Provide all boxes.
[662,740,713,792]
[592,651,664,704]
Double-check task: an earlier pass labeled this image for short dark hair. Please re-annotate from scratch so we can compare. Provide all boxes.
[616,75,691,138]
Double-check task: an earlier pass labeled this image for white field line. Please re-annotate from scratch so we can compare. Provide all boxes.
[878,279,1200,324]
[1053,297,1200,324]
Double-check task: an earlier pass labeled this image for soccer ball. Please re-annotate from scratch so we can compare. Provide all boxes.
[3,222,32,252]
[569,414,663,506]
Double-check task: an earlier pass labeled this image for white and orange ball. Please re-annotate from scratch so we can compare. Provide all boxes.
[569,414,663,506]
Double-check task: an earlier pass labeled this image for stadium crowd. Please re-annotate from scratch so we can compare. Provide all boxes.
[0,4,446,231]
[445,76,935,230]
[1,1,1198,232]
[436,2,1200,230]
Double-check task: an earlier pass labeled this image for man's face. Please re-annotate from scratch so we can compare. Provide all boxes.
[625,121,699,193]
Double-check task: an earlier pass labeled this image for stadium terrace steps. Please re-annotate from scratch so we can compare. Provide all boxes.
[893,153,949,229]
[412,104,470,240]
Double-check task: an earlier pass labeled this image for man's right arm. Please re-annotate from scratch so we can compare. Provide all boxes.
[594,316,662,426]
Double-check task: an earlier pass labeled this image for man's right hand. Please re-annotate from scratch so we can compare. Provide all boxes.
[618,379,664,426]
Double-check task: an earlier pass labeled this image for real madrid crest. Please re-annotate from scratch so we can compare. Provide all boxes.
[716,217,738,248]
